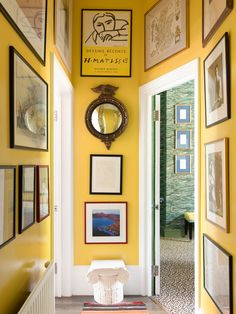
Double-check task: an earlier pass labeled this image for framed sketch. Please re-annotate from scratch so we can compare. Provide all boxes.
[175,104,191,124]
[9,47,48,151]
[202,0,233,46]
[90,155,122,194]
[19,165,36,233]
[175,130,191,149]
[55,0,72,72]
[145,0,187,70]
[36,165,49,222]
[203,234,233,314]
[175,155,191,174]
[0,166,16,249]
[205,138,229,232]
[0,0,47,64]
[85,202,127,244]
[204,33,230,128]
[81,9,132,77]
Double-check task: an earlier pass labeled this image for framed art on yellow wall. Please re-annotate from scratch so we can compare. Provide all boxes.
[81,9,132,77]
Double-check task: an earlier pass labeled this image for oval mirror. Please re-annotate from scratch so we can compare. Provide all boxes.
[85,85,128,149]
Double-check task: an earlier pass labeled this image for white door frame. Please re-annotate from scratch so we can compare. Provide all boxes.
[139,59,199,311]
[52,55,74,297]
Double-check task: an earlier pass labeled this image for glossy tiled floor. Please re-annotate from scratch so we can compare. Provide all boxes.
[55,295,169,314]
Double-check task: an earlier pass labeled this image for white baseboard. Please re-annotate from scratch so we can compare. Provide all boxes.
[72,265,142,296]
[197,308,204,314]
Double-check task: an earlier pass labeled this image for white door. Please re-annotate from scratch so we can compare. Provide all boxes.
[152,95,161,295]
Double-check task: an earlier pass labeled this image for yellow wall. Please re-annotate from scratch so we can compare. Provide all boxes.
[140,1,236,313]
[0,0,59,312]
[73,0,142,265]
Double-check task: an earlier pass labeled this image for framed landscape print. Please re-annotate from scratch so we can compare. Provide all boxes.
[145,0,187,70]
[36,165,49,222]
[205,138,229,232]
[90,154,123,194]
[204,33,230,128]
[55,0,72,72]
[175,130,191,149]
[202,0,233,46]
[81,9,132,77]
[19,165,36,233]
[203,234,233,314]
[0,166,16,249]
[10,47,48,151]
[85,202,127,244]
[0,0,47,64]
[175,155,191,174]
[175,104,191,124]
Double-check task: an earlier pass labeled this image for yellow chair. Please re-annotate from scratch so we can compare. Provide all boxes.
[184,212,195,240]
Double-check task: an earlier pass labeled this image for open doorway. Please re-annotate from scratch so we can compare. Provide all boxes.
[152,81,195,313]
[139,59,199,312]
[52,55,74,297]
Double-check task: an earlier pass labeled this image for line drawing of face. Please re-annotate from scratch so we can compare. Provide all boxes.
[93,13,116,34]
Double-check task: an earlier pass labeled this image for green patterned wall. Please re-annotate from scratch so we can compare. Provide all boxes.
[160,81,194,236]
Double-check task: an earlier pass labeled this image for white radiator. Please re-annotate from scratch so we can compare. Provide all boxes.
[18,262,55,314]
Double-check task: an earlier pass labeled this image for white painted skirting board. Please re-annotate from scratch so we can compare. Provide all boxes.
[72,266,142,296]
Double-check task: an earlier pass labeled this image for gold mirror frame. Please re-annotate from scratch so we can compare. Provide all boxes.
[85,85,128,149]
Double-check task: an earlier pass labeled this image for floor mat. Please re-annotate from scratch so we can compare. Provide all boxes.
[152,238,194,314]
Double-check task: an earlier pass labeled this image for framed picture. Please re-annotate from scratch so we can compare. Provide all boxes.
[0,0,47,64]
[9,47,48,151]
[202,0,233,46]
[175,104,191,124]
[175,130,191,149]
[55,0,72,72]
[203,234,233,314]
[19,165,36,233]
[175,155,191,174]
[36,165,49,222]
[0,166,16,249]
[81,9,132,77]
[90,155,123,194]
[144,0,187,70]
[205,138,229,232]
[85,202,127,244]
[204,33,230,128]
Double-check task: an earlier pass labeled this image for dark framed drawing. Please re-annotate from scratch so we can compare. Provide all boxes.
[85,202,127,244]
[0,166,16,249]
[202,0,233,46]
[81,9,132,77]
[145,0,187,70]
[19,165,36,233]
[175,130,191,149]
[90,154,123,194]
[204,33,230,128]
[55,0,72,72]
[175,104,191,124]
[175,155,191,174]
[10,47,48,151]
[0,0,47,64]
[36,165,49,222]
[205,138,229,232]
[203,234,233,314]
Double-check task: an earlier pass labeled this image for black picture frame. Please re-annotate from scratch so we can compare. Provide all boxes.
[0,166,16,249]
[0,0,48,65]
[81,9,132,77]
[36,165,50,222]
[90,154,123,194]
[19,165,36,233]
[204,33,230,128]
[9,46,48,151]
[203,234,233,314]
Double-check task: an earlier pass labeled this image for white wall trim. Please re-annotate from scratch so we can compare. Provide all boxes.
[53,54,74,297]
[139,59,199,310]
[72,266,142,296]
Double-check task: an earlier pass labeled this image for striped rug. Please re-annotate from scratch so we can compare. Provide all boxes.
[82,301,148,313]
